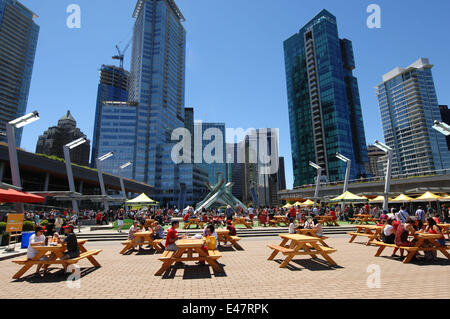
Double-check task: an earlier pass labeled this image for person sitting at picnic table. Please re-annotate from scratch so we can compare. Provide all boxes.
[165,221,184,252]
[311,218,323,237]
[420,218,446,248]
[382,218,396,244]
[392,218,416,258]
[197,225,217,265]
[51,224,80,273]
[183,211,190,223]
[49,232,60,246]
[227,220,237,236]
[288,218,297,234]
[128,220,144,250]
[152,221,165,240]
[379,210,388,224]
[27,226,48,276]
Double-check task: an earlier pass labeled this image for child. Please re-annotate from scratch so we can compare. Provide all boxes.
[49,232,60,246]
[197,225,217,265]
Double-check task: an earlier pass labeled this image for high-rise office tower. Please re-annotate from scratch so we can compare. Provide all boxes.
[0,0,39,145]
[195,121,227,185]
[91,65,130,168]
[439,105,450,151]
[277,157,286,191]
[129,0,187,205]
[376,58,450,175]
[284,9,368,187]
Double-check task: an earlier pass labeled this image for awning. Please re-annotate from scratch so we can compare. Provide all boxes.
[370,195,393,203]
[412,192,443,202]
[390,194,414,203]
[0,188,45,203]
[330,191,368,203]
[283,203,293,208]
[300,199,315,207]
[126,193,159,205]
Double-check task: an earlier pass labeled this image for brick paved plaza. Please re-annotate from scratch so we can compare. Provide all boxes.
[1,235,449,299]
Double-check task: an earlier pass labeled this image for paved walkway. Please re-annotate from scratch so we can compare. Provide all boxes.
[0,235,448,299]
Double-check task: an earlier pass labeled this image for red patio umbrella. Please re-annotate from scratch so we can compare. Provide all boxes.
[0,188,45,203]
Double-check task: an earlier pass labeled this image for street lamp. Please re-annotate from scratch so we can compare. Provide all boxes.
[309,161,323,208]
[336,153,351,212]
[63,137,87,222]
[119,161,132,211]
[432,120,450,136]
[6,111,40,214]
[96,152,114,213]
[374,140,393,211]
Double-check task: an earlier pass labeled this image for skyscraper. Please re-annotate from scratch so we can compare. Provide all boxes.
[376,58,450,175]
[0,0,39,145]
[195,121,227,185]
[283,9,368,187]
[91,65,130,168]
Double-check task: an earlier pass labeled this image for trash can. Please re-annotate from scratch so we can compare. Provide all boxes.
[21,231,34,249]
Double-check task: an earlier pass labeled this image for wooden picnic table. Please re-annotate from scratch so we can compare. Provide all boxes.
[120,231,164,254]
[349,214,377,225]
[232,217,252,229]
[296,228,330,247]
[154,238,223,276]
[317,215,339,226]
[348,225,383,246]
[373,233,450,263]
[267,234,337,268]
[12,239,101,279]
[183,218,205,229]
[438,224,450,239]
[271,216,289,227]
[216,229,243,250]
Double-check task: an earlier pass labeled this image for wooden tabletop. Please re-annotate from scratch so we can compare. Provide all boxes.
[134,231,153,237]
[413,233,443,239]
[176,239,204,248]
[279,234,319,242]
[216,229,230,235]
[355,225,383,229]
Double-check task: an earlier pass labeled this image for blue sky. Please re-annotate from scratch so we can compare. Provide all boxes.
[18,0,450,189]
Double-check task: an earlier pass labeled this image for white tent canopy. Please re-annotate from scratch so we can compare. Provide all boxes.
[125,193,159,205]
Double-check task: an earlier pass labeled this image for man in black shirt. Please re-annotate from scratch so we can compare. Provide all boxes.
[59,224,80,272]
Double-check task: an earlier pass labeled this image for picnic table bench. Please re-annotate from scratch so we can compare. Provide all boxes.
[12,239,101,279]
[349,214,376,225]
[216,229,243,250]
[120,231,164,254]
[438,224,450,239]
[155,238,223,276]
[267,234,338,268]
[372,233,450,263]
[183,218,205,229]
[348,225,383,246]
[232,217,252,229]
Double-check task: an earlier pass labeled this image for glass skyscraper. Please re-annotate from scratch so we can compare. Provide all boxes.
[376,58,450,175]
[196,121,227,185]
[0,0,39,145]
[284,9,368,187]
[129,0,207,206]
[91,65,130,168]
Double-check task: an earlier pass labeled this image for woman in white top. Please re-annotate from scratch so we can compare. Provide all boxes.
[27,226,48,276]
[312,218,323,237]
[288,218,297,234]
[382,218,395,244]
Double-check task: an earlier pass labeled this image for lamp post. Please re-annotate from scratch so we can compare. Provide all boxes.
[309,161,323,208]
[336,153,351,213]
[6,111,40,214]
[96,152,114,213]
[374,140,393,211]
[119,161,132,211]
[63,137,87,224]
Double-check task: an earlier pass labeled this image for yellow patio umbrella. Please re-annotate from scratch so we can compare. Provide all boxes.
[412,192,443,202]
[300,199,315,207]
[283,203,293,208]
[370,195,393,204]
[438,194,450,202]
[293,201,303,207]
[126,193,159,206]
[389,194,414,203]
[330,191,368,203]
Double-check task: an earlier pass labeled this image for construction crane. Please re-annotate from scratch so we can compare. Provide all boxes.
[112,38,132,69]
